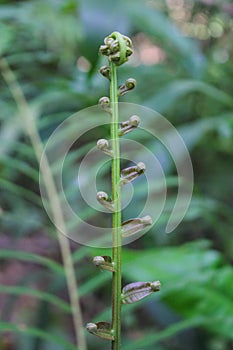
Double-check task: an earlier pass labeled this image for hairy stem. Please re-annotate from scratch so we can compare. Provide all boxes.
[110,61,122,350]
[0,58,87,350]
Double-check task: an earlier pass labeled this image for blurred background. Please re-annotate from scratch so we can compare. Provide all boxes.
[0,0,233,349]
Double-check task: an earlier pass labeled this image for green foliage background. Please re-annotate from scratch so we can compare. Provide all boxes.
[0,0,233,349]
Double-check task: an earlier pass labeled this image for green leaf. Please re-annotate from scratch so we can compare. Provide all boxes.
[127,2,205,77]
[0,249,64,275]
[79,273,111,296]
[0,156,39,182]
[123,241,233,339]
[0,285,71,313]
[145,80,233,113]
[0,322,76,350]
[121,317,205,350]
[0,178,42,206]
[0,23,15,55]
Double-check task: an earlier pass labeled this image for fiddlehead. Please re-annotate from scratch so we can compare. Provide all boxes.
[87,32,160,350]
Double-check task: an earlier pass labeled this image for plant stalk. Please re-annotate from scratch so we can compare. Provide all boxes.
[110,61,122,350]
[0,58,87,350]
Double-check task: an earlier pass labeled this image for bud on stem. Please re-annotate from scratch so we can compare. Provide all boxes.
[98,96,112,114]
[96,139,113,157]
[120,162,146,185]
[118,78,136,96]
[119,115,140,136]
[96,191,115,212]
[122,215,152,237]
[122,281,161,304]
[93,255,115,272]
[86,322,114,340]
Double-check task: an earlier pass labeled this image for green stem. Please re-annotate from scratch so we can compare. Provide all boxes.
[110,61,122,350]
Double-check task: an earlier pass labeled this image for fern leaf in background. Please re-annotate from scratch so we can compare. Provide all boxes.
[0,0,233,349]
